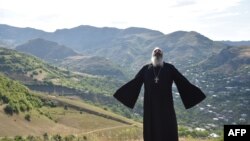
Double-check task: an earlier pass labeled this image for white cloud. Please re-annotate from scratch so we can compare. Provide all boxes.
[0,0,249,40]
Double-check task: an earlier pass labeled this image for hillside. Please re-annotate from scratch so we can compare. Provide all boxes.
[0,74,143,140]
[0,74,42,115]
[16,38,78,62]
[15,38,128,79]
[59,55,127,79]
[200,46,250,76]
[172,46,250,131]
[0,47,122,95]
[0,46,62,83]
[0,47,131,117]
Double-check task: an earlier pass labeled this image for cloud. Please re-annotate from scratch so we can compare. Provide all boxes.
[172,0,197,7]
[203,12,240,20]
[0,0,249,40]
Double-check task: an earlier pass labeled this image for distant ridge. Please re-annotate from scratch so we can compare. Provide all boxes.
[16,38,78,62]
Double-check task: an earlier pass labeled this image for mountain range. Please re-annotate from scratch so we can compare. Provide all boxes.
[219,41,250,47]
[0,24,227,70]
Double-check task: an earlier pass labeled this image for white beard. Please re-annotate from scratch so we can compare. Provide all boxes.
[151,56,163,67]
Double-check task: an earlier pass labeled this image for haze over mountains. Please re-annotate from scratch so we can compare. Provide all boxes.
[0,24,249,139]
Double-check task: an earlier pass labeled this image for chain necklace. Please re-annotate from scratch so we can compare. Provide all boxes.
[153,66,162,83]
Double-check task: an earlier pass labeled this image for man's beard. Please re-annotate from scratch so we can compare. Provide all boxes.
[151,56,163,67]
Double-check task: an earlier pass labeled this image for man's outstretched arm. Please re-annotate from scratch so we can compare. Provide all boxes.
[171,64,206,109]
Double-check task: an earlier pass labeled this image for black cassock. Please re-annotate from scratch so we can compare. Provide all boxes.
[113,62,206,141]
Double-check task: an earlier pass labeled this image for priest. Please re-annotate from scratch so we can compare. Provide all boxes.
[113,47,206,141]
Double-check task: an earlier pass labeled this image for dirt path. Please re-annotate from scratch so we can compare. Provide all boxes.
[81,124,135,135]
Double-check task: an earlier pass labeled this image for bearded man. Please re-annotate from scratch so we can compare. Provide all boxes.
[113,47,206,141]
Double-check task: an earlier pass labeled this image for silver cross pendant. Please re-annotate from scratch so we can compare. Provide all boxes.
[154,77,159,83]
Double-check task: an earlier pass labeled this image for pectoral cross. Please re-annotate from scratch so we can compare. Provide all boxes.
[154,77,159,83]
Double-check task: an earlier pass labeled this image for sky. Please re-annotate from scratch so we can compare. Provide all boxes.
[0,0,249,41]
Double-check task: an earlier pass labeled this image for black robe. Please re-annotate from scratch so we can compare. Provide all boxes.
[113,62,206,141]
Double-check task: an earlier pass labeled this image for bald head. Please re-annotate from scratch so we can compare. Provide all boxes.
[151,47,163,67]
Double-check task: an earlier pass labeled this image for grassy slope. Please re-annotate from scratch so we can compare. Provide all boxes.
[0,47,121,96]
[35,92,141,126]
[0,105,138,136]
[0,73,142,140]
[0,104,220,141]
[0,47,141,128]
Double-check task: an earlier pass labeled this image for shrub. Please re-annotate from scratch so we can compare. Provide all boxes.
[52,134,62,141]
[14,136,24,141]
[64,105,68,110]
[64,135,75,141]
[0,137,13,141]
[4,105,14,115]
[32,71,38,75]
[25,114,31,121]
[43,133,49,141]
[26,135,36,141]
[0,94,9,103]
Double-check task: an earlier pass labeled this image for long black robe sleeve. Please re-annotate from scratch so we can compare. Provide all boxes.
[113,66,144,109]
[171,64,206,109]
